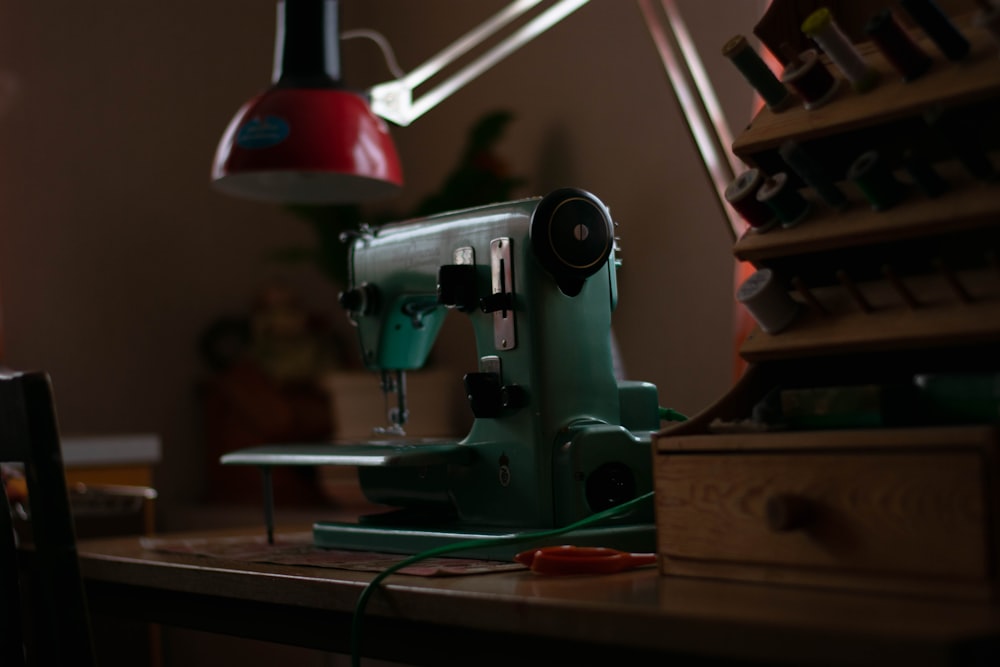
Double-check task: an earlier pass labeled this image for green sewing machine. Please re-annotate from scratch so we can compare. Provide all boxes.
[222,187,662,558]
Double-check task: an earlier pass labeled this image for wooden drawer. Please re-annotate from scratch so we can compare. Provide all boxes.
[654,426,999,599]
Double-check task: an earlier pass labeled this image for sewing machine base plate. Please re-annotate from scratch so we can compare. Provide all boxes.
[312,519,657,560]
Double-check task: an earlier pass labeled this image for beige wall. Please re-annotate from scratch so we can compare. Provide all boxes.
[0,1,761,509]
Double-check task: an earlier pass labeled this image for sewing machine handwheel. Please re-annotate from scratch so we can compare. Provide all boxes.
[530,188,614,295]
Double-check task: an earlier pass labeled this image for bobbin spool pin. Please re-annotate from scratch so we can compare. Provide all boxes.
[737,268,800,335]
[726,169,778,233]
[802,8,879,93]
[780,46,841,110]
[723,35,794,112]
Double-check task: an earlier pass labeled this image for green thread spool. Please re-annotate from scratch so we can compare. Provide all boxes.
[902,148,949,198]
[779,139,849,210]
[848,150,905,211]
[723,35,792,111]
[756,172,812,228]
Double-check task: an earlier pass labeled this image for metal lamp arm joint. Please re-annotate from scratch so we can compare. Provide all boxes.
[367,0,591,127]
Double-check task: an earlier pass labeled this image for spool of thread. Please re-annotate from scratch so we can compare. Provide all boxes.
[725,169,778,232]
[847,150,905,211]
[865,9,933,81]
[779,139,849,210]
[901,148,949,198]
[781,48,841,109]
[736,268,800,334]
[756,173,812,227]
[924,106,997,181]
[899,0,970,61]
[723,35,793,112]
[802,8,879,92]
[974,0,1000,56]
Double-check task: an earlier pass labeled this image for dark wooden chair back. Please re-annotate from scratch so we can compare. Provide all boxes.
[1,370,96,666]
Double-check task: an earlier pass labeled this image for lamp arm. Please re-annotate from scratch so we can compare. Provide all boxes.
[637,0,746,241]
[368,0,591,127]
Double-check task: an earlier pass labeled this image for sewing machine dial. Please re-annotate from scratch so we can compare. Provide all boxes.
[530,187,614,295]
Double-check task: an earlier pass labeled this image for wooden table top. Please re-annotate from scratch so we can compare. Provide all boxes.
[77,524,1000,666]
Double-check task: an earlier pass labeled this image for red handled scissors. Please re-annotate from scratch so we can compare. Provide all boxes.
[514,545,657,575]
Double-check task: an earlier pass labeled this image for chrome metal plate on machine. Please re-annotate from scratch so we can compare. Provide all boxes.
[491,237,516,350]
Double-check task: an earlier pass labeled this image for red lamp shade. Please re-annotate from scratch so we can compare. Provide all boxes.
[212,87,403,204]
[211,0,403,204]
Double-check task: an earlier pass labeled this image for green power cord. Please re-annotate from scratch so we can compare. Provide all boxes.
[349,490,654,666]
[659,406,689,422]
[350,406,686,666]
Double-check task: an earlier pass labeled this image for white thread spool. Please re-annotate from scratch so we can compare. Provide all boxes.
[802,8,879,92]
[736,268,800,334]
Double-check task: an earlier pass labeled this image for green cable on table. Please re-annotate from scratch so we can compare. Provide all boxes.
[349,490,655,666]
[349,407,686,666]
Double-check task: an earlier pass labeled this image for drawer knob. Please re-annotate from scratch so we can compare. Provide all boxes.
[765,494,812,532]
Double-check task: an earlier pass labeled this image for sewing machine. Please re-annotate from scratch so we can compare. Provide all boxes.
[222,188,662,558]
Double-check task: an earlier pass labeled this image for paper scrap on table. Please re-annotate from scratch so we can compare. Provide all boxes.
[140,532,525,577]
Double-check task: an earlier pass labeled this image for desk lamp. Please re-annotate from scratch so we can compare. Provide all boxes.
[212,0,735,220]
[212,0,591,205]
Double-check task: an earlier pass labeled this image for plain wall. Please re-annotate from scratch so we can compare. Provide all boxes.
[0,0,761,511]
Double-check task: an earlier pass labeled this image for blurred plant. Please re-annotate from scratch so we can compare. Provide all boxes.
[272,109,525,286]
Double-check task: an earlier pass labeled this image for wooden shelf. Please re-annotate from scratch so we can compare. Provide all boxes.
[727,15,1000,362]
[739,278,1000,362]
[733,157,1000,266]
[732,14,1000,175]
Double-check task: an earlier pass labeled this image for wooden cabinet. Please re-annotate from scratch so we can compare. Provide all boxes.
[656,423,998,598]
[654,11,1000,599]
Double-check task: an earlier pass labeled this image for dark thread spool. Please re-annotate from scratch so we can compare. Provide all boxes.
[848,150,905,212]
[924,106,997,181]
[901,149,949,198]
[756,173,812,228]
[899,0,970,61]
[779,139,849,210]
[975,1,1000,54]
[865,9,932,81]
[781,49,840,109]
[725,169,778,232]
[723,35,793,111]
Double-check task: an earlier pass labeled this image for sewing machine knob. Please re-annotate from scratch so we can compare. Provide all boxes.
[464,372,503,418]
[437,264,478,311]
[530,187,614,295]
[585,462,636,512]
[338,283,378,315]
[464,373,527,417]
[500,384,527,410]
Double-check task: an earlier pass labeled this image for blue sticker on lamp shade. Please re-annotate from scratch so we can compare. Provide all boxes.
[235,116,290,149]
